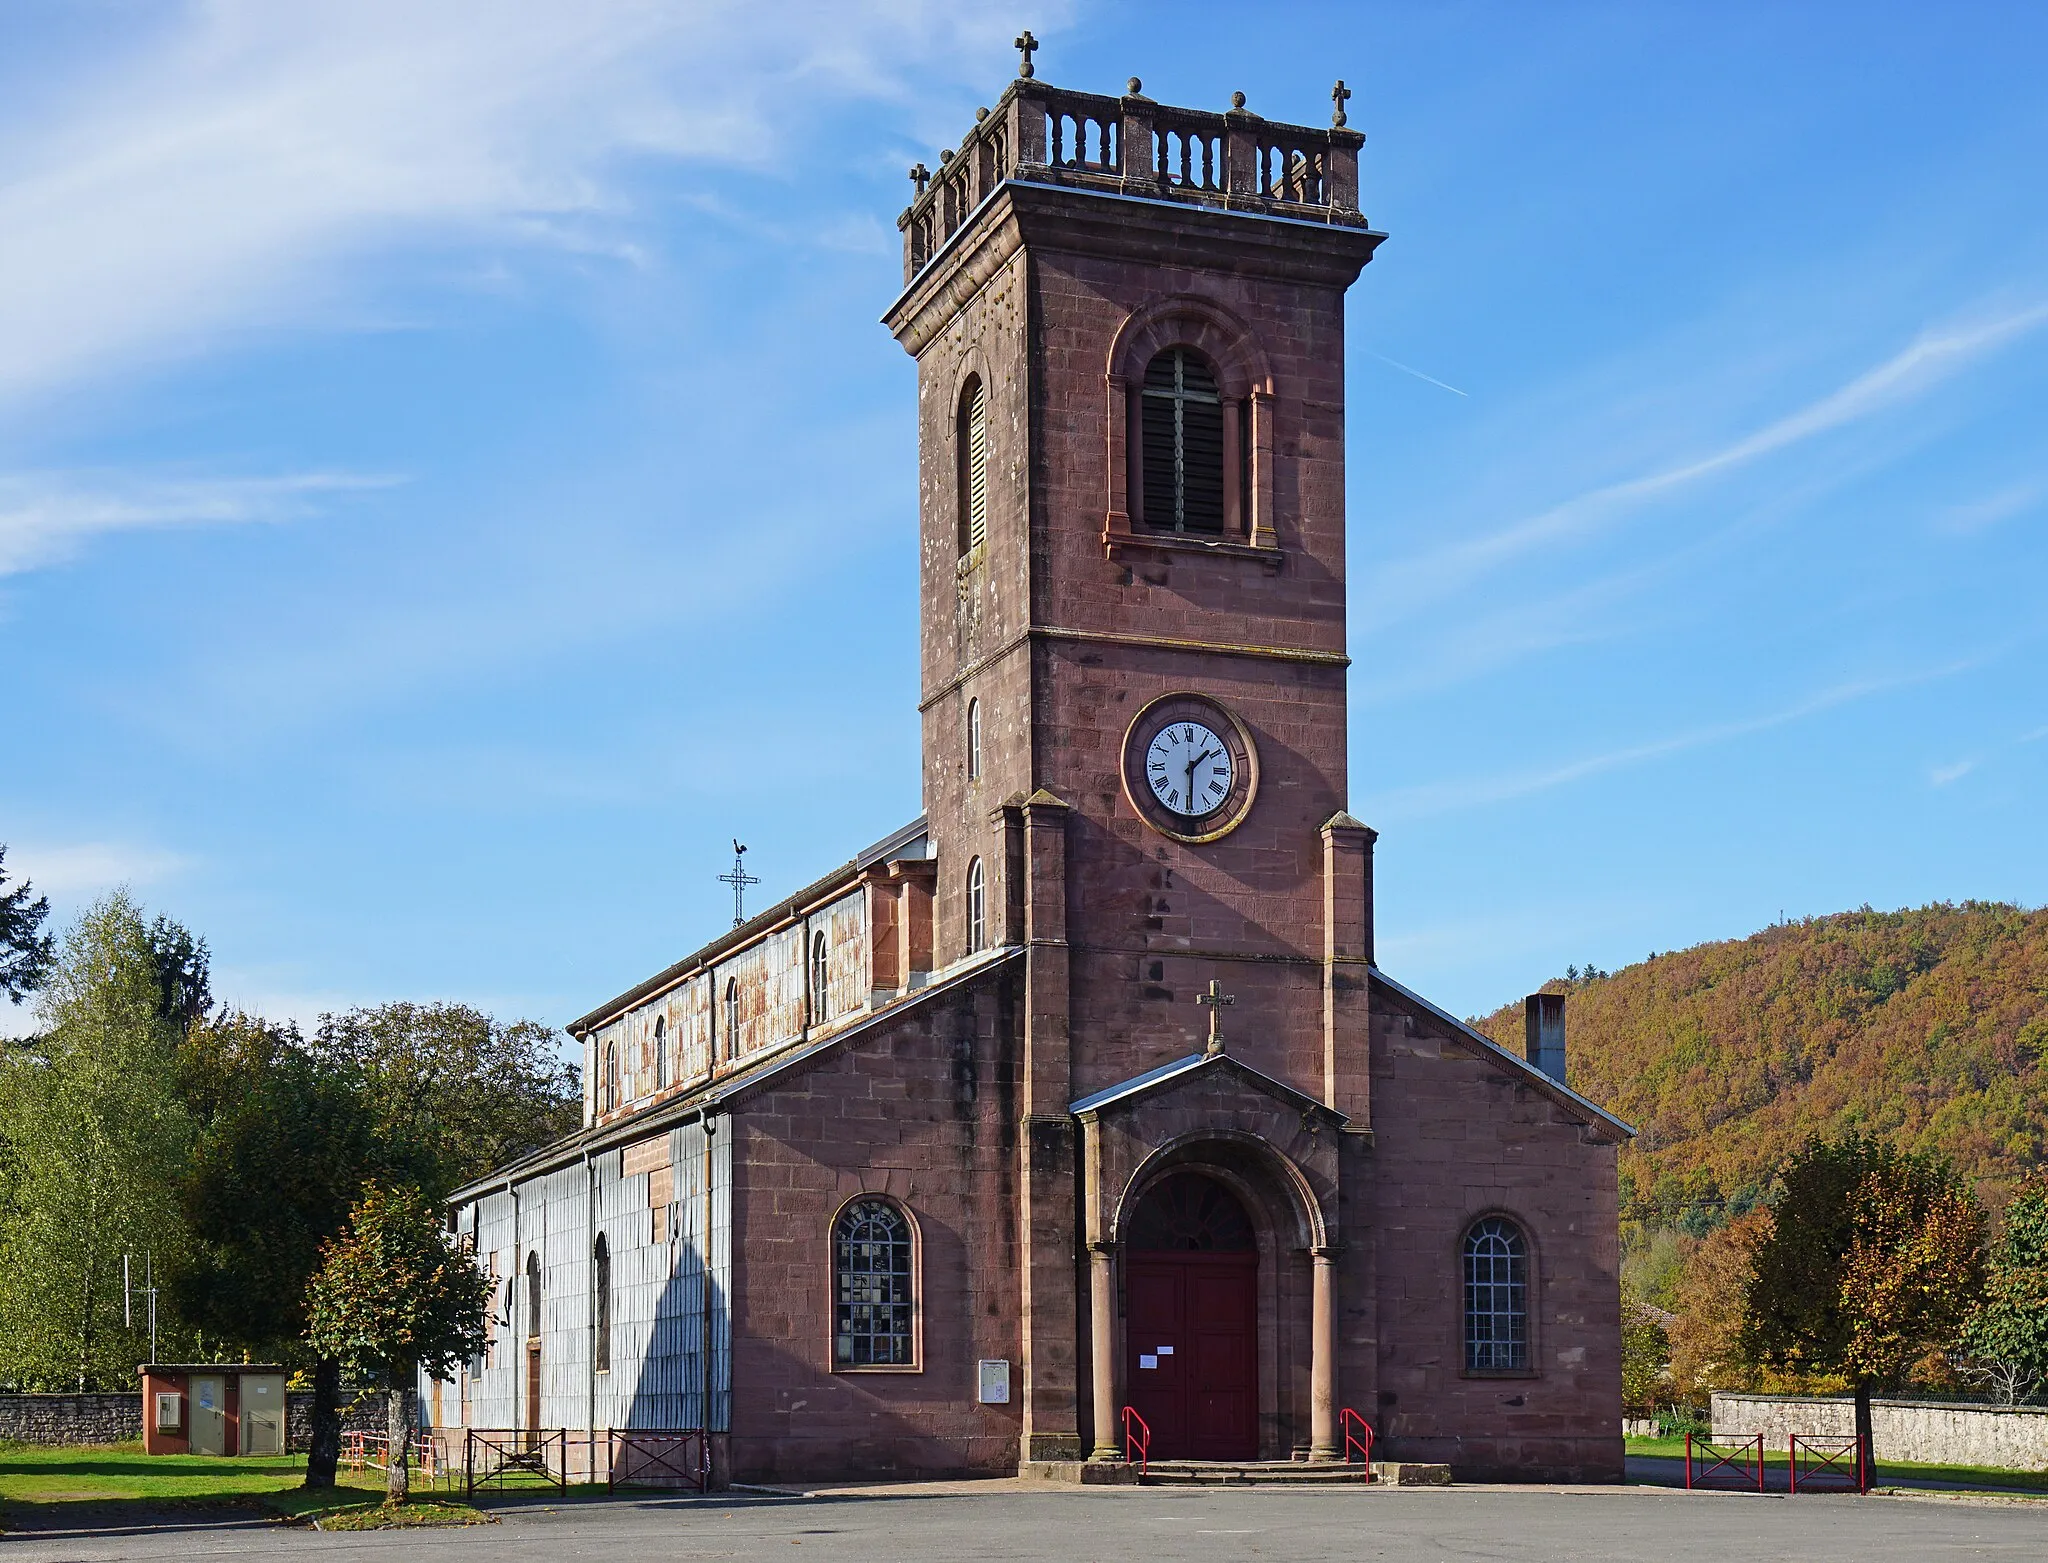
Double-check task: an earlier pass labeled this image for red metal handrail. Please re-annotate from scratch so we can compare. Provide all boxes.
[1339,1407,1374,1477]
[1685,1432,1765,1492]
[1121,1405,1151,1478]
[1789,1433,1866,1495]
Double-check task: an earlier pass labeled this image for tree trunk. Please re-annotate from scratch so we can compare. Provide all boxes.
[305,1356,342,1489]
[386,1372,410,1503]
[1853,1381,1875,1493]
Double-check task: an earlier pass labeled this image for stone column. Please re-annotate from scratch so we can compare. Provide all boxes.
[1310,1245,1339,1461]
[1018,790,1080,1462]
[1087,1242,1120,1460]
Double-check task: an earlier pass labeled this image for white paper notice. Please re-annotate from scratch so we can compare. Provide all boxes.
[1139,1354,1159,1370]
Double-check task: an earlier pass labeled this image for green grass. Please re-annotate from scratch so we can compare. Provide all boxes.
[0,1442,488,1531]
[1623,1435,2048,1494]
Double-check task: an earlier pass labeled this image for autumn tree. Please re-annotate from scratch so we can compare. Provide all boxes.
[1743,1136,1984,1484]
[172,1011,382,1487]
[307,1003,579,1202]
[306,1184,491,1502]
[1960,1172,2048,1403]
[1620,1302,1672,1413]
[1668,1207,1771,1405]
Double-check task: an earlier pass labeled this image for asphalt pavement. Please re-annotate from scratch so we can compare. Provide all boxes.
[4,1480,2046,1563]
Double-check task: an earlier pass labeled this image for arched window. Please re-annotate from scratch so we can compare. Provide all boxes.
[652,1015,666,1092]
[957,375,988,553]
[1141,346,1225,534]
[810,932,831,1025]
[593,1233,612,1373]
[723,978,740,1060]
[966,697,983,781]
[834,1198,915,1367]
[602,1040,619,1114]
[525,1250,542,1342]
[1463,1216,1530,1371]
[966,857,986,954]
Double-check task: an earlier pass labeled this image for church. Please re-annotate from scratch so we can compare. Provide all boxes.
[436,50,1632,1486]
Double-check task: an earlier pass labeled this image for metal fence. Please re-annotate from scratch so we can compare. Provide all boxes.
[607,1429,711,1492]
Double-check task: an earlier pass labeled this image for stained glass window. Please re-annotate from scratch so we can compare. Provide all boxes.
[834,1199,914,1367]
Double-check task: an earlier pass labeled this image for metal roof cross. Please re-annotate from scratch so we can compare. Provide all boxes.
[1197,978,1236,1056]
[719,840,761,928]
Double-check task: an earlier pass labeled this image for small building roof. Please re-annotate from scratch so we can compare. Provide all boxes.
[138,1363,285,1375]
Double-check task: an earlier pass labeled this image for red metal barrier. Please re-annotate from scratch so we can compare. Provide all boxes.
[608,1429,711,1492]
[1339,1407,1374,1477]
[1790,1434,1866,1494]
[1685,1432,1765,1492]
[1121,1405,1151,1478]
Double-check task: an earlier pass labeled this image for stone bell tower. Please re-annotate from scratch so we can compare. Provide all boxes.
[884,43,1387,1463]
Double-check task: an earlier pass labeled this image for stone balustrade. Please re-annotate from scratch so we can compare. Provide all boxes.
[899,78,1370,283]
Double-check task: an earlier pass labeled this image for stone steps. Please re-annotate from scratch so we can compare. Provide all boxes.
[1021,1458,1453,1487]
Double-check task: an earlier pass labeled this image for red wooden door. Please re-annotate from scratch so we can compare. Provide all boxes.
[1125,1252,1258,1460]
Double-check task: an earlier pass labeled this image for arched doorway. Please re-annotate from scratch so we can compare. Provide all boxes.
[1124,1171,1258,1460]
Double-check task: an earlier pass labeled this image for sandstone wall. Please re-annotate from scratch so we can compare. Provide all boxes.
[1713,1392,2048,1470]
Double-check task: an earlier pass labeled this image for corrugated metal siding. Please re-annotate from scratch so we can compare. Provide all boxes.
[584,892,873,1130]
[439,1123,732,1435]
[820,890,868,1021]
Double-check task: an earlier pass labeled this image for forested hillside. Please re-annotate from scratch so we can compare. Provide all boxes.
[1474,903,2048,1230]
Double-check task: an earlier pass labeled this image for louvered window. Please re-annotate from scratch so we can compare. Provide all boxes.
[958,376,988,553]
[1141,347,1226,534]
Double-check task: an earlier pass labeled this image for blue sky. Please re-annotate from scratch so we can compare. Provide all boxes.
[4,1,2044,1038]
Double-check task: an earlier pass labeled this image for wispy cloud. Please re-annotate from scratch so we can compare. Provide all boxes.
[0,470,393,578]
[1935,478,2043,535]
[1365,663,1980,821]
[1368,301,2048,615]
[4,840,193,898]
[1930,759,1976,786]
[0,0,1052,409]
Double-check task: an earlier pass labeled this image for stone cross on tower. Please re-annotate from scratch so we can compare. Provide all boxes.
[1013,30,1038,79]
[1196,979,1236,1056]
[1331,79,1353,128]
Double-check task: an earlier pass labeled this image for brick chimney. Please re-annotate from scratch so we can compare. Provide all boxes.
[1524,992,1567,1085]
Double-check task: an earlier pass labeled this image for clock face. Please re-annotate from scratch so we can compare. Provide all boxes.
[1145,721,1235,818]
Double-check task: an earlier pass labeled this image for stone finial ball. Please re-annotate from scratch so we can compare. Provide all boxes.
[1231,90,1246,110]
[976,106,989,122]
[1127,77,1142,95]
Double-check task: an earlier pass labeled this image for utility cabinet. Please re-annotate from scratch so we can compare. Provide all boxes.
[138,1364,288,1457]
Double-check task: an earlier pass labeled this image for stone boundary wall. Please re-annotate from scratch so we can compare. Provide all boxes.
[0,1390,415,1449]
[1713,1392,2048,1471]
